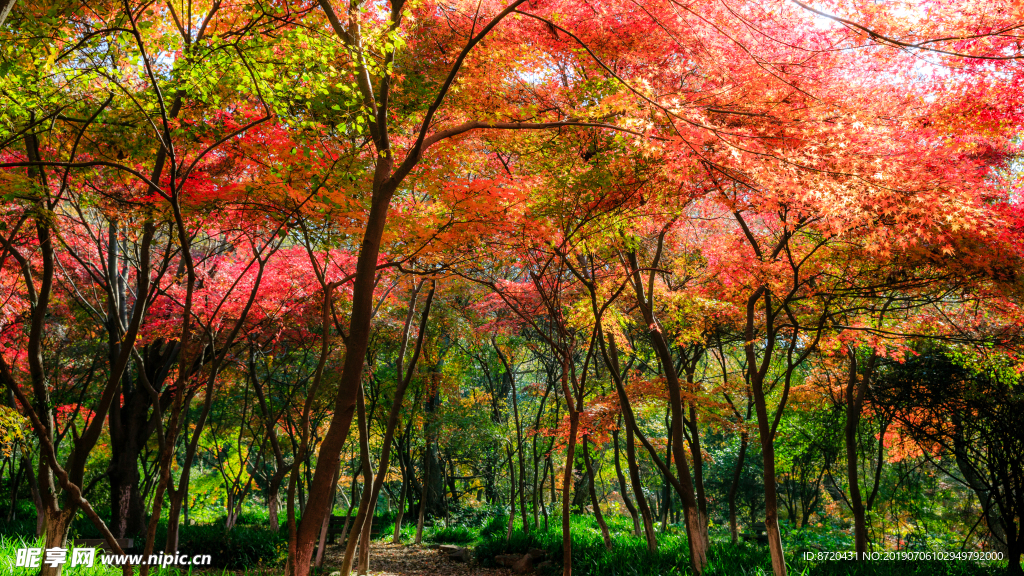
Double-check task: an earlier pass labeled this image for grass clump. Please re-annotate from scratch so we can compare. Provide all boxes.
[425,525,477,544]
[472,514,1005,576]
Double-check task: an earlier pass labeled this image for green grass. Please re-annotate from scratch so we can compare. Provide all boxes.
[1,528,284,575]
[1,535,121,576]
[471,515,1008,576]
[424,525,477,544]
[3,514,1011,576]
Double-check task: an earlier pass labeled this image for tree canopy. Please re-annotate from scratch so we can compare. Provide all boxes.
[1,1,1022,576]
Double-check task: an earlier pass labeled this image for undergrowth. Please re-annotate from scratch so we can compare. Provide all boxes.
[472,515,1007,576]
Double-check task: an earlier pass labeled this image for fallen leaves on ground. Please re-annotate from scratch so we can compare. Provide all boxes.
[321,542,514,576]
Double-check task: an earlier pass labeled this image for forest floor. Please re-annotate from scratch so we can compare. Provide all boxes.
[320,542,514,576]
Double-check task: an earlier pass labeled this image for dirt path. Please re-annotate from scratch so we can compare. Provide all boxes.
[321,542,514,576]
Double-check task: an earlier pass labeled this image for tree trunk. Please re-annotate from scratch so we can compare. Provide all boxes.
[661,418,672,533]
[753,377,787,576]
[687,401,709,549]
[268,472,285,532]
[613,428,641,536]
[844,352,870,557]
[583,438,612,550]
[40,508,75,576]
[1006,528,1023,576]
[625,251,707,573]
[0,0,15,29]
[352,283,433,573]
[539,455,551,531]
[315,465,341,569]
[496,343,530,532]
[393,461,408,544]
[728,431,749,544]
[560,410,579,576]
[108,411,145,538]
[164,490,185,554]
[604,334,656,551]
[340,387,374,576]
[845,401,868,557]
[506,445,518,541]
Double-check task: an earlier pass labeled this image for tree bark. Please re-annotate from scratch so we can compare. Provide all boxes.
[625,249,707,572]
[339,387,374,575]
[583,438,612,550]
[844,350,870,557]
[315,464,341,569]
[0,0,14,29]
[612,427,641,536]
[728,430,749,544]
[560,409,579,576]
[345,283,433,575]
[39,509,75,576]
[496,342,530,532]
[392,450,409,544]
[603,334,657,550]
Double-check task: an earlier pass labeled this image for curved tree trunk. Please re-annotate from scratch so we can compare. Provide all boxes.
[624,249,707,572]
[603,333,657,551]
[340,387,374,575]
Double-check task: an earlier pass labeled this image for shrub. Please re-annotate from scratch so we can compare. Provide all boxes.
[425,525,477,544]
[472,515,1005,576]
[157,524,285,569]
[479,513,510,539]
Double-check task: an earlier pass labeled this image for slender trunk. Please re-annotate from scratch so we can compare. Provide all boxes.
[612,428,641,536]
[392,457,408,544]
[251,348,290,534]
[506,445,517,541]
[5,451,26,522]
[268,473,285,532]
[752,372,787,576]
[844,351,869,557]
[531,379,553,531]
[845,400,868,556]
[602,333,656,550]
[340,387,374,575]
[338,462,362,547]
[415,370,441,545]
[625,251,706,572]
[728,431,749,544]
[539,455,551,531]
[536,432,544,528]
[27,459,44,537]
[660,484,670,532]
[496,343,530,532]
[315,465,341,569]
[164,492,185,553]
[561,410,579,576]
[583,438,612,550]
[662,417,672,533]
[687,400,709,548]
[349,283,432,573]
[356,412,375,575]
